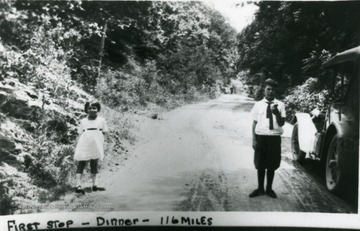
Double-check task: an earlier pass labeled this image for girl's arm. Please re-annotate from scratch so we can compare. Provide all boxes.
[102,118,109,135]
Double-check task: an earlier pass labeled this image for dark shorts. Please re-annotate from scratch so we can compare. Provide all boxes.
[76,159,98,174]
[254,135,281,170]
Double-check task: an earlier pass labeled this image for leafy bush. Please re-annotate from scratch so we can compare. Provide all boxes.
[96,68,142,108]
[56,145,77,184]
[0,196,15,215]
[102,107,135,144]
[28,144,76,189]
[284,78,328,122]
[0,179,16,215]
[184,86,198,103]
[201,85,220,99]
[35,111,77,144]
[38,184,73,203]
[28,161,58,188]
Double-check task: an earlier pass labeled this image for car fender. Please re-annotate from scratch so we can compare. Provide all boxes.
[294,112,318,154]
[322,120,354,154]
[321,123,359,172]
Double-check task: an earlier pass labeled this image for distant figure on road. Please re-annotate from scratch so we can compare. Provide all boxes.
[249,78,286,198]
[74,101,109,194]
[230,86,234,94]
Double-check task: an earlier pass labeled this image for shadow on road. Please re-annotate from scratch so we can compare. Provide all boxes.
[281,135,357,213]
[284,155,358,212]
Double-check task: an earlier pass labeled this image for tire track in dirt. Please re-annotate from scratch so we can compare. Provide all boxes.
[278,169,353,213]
[177,170,229,211]
[175,102,232,211]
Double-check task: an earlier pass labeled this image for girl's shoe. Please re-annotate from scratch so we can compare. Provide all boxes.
[92,186,106,191]
[75,186,85,195]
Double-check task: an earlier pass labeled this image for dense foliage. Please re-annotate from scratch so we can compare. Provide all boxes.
[2,1,238,108]
[237,1,360,116]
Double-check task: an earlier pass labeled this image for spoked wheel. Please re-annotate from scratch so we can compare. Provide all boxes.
[291,123,306,164]
[325,135,344,194]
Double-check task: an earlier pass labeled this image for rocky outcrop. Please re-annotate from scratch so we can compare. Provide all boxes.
[0,134,18,164]
[0,77,95,214]
[0,78,89,165]
[0,79,42,121]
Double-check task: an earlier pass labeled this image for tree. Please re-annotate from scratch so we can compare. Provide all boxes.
[237,1,360,99]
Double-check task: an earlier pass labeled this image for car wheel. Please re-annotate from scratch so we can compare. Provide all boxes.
[291,123,306,164]
[325,135,344,194]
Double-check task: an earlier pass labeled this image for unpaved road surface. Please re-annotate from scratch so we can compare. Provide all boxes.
[58,95,356,213]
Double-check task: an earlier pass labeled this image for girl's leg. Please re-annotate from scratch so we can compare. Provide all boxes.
[90,159,105,191]
[76,173,82,187]
[76,161,86,187]
[91,173,97,187]
[90,159,98,187]
[75,161,86,194]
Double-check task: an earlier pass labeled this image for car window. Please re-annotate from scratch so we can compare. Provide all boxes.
[328,61,354,102]
[344,62,359,120]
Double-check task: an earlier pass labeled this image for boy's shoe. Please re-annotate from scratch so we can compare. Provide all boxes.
[266,189,277,198]
[249,189,265,198]
[75,186,85,195]
[92,186,106,192]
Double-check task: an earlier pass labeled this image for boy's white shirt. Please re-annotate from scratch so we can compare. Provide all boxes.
[251,98,286,136]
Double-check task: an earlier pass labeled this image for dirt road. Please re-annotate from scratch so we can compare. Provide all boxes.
[60,95,355,213]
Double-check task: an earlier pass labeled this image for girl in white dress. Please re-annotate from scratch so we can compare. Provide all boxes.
[74,101,108,194]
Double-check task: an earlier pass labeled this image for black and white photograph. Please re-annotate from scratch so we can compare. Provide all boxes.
[0,0,359,230]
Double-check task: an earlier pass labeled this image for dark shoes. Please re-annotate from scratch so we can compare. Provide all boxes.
[266,189,277,198]
[249,188,277,198]
[249,189,265,198]
[92,186,106,192]
[75,185,105,193]
[75,186,85,195]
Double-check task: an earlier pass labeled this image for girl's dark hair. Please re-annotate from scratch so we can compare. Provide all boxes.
[84,102,101,113]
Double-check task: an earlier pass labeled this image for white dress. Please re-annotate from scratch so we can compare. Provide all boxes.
[74,116,109,161]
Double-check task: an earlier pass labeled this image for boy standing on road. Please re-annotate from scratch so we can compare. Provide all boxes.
[249,78,286,198]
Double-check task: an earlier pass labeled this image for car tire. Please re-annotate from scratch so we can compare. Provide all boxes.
[325,134,345,194]
[291,123,306,165]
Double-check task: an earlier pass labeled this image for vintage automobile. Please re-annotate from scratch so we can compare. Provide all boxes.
[291,46,359,195]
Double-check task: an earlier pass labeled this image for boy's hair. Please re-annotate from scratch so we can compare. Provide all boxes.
[264,78,278,88]
[84,101,101,113]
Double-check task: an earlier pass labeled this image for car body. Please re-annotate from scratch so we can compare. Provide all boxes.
[292,46,359,194]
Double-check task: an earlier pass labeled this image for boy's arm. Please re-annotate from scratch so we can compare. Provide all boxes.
[252,120,257,150]
[271,105,285,127]
[275,113,285,127]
